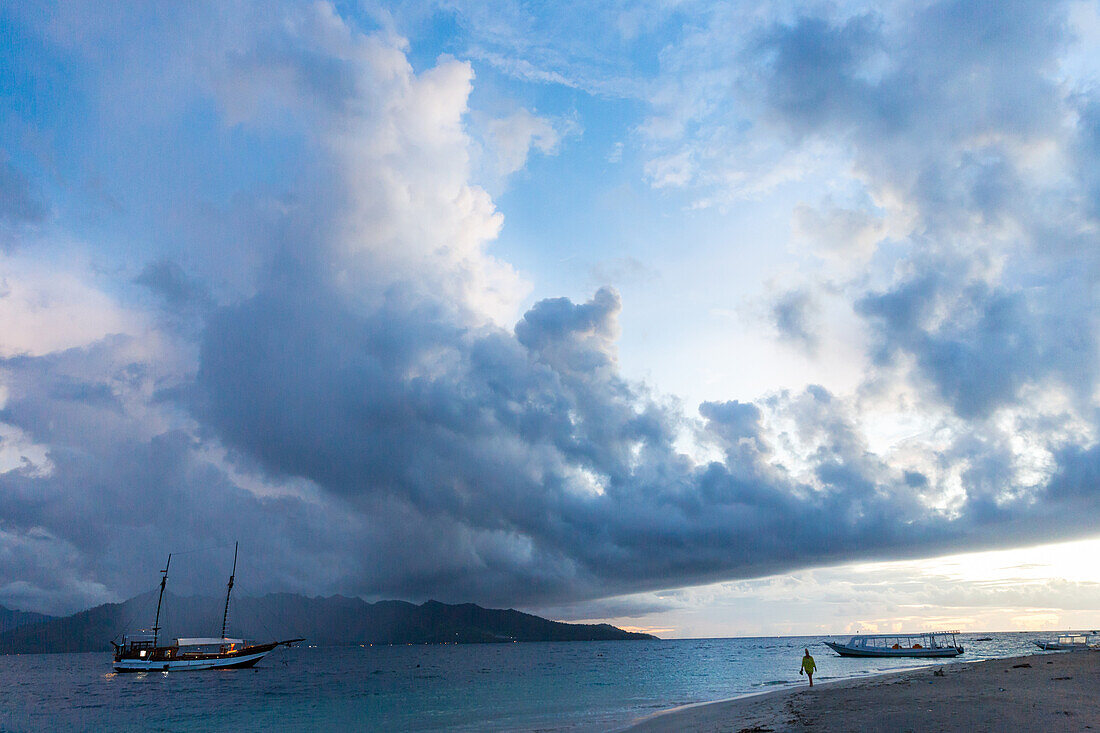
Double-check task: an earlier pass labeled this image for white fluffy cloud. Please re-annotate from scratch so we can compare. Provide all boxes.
[0,254,146,358]
[485,108,567,177]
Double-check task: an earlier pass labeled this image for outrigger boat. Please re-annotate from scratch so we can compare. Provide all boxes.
[1034,633,1095,651]
[112,543,302,672]
[825,631,964,658]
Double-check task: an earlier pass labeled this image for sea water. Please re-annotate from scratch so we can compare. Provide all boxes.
[0,632,1053,732]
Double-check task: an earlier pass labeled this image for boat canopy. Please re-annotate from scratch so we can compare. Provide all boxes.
[845,630,959,647]
[175,637,245,646]
[1057,634,1088,644]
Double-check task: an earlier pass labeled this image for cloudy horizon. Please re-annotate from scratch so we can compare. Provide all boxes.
[3,0,1100,636]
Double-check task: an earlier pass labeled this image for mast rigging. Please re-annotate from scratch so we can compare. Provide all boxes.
[221,541,237,640]
[153,554,171,647]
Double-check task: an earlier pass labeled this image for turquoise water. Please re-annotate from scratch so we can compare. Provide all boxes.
[0,632,1051,731]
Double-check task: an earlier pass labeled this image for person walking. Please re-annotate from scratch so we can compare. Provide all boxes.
[800,648,816,686]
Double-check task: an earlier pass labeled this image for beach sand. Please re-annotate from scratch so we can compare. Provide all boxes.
[625,651,1100,732]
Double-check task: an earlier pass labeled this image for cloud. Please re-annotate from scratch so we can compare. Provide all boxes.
[748,12,884,137]
[769,288,818,351]
[134,259,213,311]
[189,267,1100,607]
[483,108,571,178]
[588,257,654,289]
[5,0,1100,621]
[643,150,694,188]
[544,535,1100,636]
[0,155,47,253]
[724,1,1100,445]
[0,159,46,224]
[434,1,656,98]
[0,255,146,359]
[857,268,1098,420]
[791,202,885,264]
[15,251,1040,614]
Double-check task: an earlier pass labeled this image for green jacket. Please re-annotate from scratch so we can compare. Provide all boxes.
[801,655,816,674]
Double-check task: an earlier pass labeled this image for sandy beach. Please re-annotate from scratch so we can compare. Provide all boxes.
[625,651,1100,732]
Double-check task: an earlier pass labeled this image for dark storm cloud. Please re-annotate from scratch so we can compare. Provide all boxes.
[181,271,1100,608]
[1044,443,1100,502]
[535,595,682,623]
[0,340,372,614]
[6,249,1100,615]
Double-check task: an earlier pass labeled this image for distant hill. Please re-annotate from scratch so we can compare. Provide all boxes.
[0,594,655,654]
[0,605,54,634]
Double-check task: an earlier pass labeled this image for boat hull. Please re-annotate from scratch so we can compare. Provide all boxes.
[113,642,278,672]
[825,641,963,658]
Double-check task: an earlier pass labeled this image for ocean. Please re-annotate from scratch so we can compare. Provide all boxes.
[0,632,1053,731]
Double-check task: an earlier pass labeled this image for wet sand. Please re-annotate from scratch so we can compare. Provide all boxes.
[625,651,1100,732]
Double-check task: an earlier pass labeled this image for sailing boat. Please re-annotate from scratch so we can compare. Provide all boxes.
[111,543,303,672]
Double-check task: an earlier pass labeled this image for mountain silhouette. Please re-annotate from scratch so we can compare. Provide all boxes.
[0,605,54,634]
[0,593,655,654]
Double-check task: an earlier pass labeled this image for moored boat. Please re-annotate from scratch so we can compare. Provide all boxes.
[825,631,964,658]
[1034,633,1094,651]
[111,543,302,672]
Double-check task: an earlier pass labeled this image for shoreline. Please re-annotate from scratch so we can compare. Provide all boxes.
[623,651,1100,731]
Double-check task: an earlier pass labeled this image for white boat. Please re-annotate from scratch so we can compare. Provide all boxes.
[1034,633,1095,651]
[825,631,964,658]
[112,544,302,672]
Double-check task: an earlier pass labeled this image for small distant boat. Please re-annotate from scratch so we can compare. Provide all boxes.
[825,631,964,658]
[974,636,993,642]
[1034,633,1095,651]
[112,543,302,672]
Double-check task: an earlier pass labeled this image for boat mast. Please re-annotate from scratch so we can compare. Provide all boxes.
[221,541,237,640]
[153,554,172,647]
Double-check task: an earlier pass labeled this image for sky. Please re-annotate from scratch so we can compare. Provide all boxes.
[2,0,1100,637]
